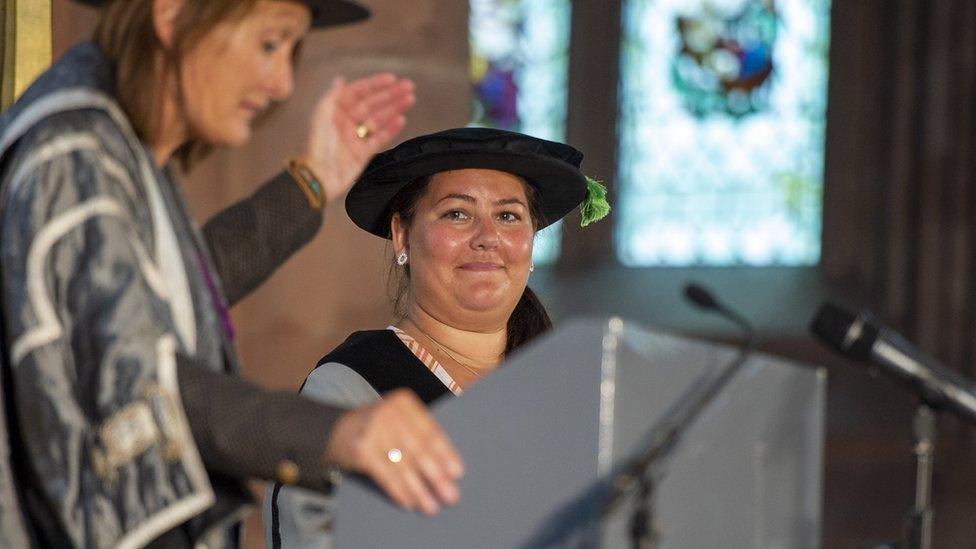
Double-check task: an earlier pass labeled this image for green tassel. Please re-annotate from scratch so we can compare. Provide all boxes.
[580,176,611,227]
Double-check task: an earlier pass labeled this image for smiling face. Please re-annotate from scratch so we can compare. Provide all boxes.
[391,169,537,331]
[178,1,311,147]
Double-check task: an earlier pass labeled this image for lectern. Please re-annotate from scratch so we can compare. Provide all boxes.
[335,318,825,548]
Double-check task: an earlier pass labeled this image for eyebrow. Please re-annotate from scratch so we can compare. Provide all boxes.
[263,7,311,35]
[495,197,528,207]
[435,194,528,208]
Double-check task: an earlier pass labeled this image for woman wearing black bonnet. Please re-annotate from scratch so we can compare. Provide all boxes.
[268,126,609,546]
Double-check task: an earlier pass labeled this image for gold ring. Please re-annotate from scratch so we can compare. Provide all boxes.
[355,123,370,139]
[387,448,403,464]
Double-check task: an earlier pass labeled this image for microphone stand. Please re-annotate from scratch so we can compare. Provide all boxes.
[809,304,971,549]
[868,393,938,549]
[906,400,937,549]
[601,284,756,549]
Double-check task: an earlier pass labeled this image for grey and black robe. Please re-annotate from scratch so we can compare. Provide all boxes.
[0,43,346,548]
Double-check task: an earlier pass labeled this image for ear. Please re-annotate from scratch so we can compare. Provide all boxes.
[153,0,184,50]
[391,213,409,256]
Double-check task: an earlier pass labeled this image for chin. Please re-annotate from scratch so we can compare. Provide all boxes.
[459,301,502,313]
[204,122,252,148]
[459,291,517,313]
[223,127,252,147]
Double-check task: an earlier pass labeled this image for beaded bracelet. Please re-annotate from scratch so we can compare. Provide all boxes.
[285,157,326,211]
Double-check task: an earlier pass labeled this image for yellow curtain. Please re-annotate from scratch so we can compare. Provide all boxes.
[1,0,52,111]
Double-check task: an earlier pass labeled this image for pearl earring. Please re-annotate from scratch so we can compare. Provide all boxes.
[396,251,409,266]
[529,264,535,273]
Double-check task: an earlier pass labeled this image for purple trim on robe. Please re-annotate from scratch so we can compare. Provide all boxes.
[196,250,235,342]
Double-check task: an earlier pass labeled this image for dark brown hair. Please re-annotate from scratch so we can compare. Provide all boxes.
[387,173,553,356]
[93,0,259,166]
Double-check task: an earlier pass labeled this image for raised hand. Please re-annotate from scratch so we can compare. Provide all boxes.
[302,73,416,204]
[325,389,464,516]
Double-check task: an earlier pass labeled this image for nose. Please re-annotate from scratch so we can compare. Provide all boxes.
[471,216,500,250]
[267,57,295,101]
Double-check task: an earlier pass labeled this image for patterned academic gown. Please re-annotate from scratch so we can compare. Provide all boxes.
[0,43,343,548]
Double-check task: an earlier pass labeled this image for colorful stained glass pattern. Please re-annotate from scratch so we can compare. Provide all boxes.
[469,0,572,264]
[617,0,831,266]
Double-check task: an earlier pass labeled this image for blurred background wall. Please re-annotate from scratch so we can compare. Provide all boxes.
[48,0,976,547]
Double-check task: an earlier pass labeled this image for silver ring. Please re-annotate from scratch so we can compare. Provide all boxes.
[387,448,403,464]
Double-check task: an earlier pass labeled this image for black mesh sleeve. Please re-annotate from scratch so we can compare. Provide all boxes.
[202,172,323,306]
[176,356,344,493]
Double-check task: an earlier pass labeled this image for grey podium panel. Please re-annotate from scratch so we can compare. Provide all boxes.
[335,318,825,548]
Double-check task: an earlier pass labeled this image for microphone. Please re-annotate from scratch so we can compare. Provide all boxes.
[684,283,718,309]
[810,302,976,424]
[607,283,760,546]
[684,283,757,348]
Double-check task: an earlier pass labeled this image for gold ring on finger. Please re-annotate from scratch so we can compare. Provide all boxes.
[387,448,403,464]
[356,123,371,139]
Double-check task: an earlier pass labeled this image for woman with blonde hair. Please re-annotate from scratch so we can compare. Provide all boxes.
[0,1,462,547]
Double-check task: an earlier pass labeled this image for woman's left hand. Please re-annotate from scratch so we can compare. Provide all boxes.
[302,73,416,204]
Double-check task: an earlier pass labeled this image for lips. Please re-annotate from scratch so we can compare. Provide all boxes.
[241,101,267,118]
[458,262,504,272]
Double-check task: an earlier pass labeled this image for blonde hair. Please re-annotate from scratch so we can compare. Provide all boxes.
[93,0,259,166]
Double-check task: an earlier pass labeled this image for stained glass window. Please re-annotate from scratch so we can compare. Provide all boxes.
[616,0,831,266]
[469,0,572,264]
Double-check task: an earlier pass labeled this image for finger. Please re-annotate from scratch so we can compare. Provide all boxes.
[315,76,345,114]
[340,78,410,116]
[308,78,344,136]
[331,102,408,155]
[344,72,401,101]
[357,79,415,110]
[421,420,465,482]
[360,114,407,151]
[399,459,441,516]
[413,446,460,506]
[361,95,415,134]
[380,410,447,515]
[361,81,415,115]
[330,75,346,92]
[427,429,465,482]
[387,391,465,483]
[340,82,415,124]
[368,456,418,511]
[384,391,462,454]
[339,75,412,107]
[395,397,463,469]
[367,392,439,508]
[333,106,401,149]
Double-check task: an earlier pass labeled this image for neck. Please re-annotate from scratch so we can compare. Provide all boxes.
[401,303,507,367]
[149,52,187,167]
